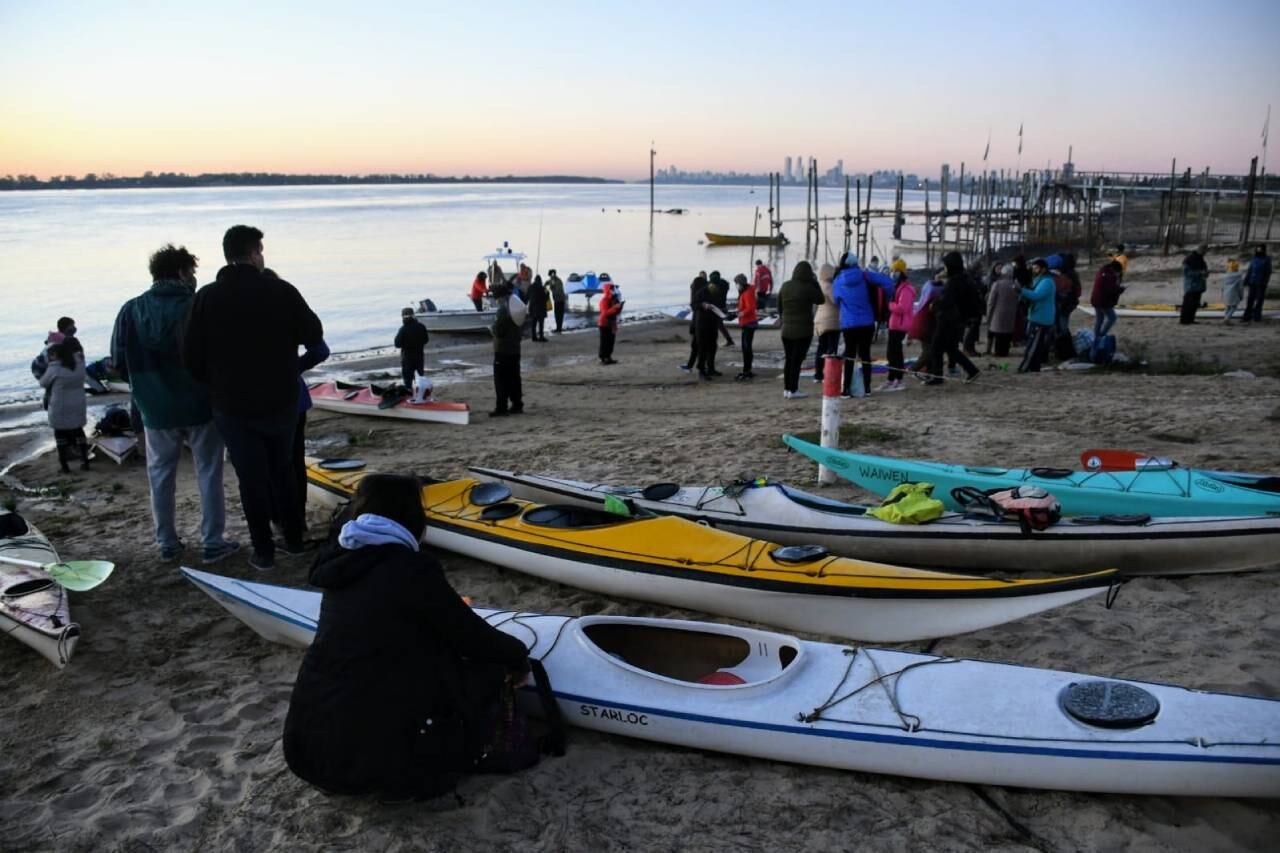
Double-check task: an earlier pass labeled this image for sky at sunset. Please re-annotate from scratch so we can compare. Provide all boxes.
[3,0,1278,180]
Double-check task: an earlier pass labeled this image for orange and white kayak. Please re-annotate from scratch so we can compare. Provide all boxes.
[308,381,469,425]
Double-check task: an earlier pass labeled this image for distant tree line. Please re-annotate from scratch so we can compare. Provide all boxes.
[0,171,621,191]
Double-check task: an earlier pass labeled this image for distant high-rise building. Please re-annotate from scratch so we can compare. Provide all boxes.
[784,156,792,182]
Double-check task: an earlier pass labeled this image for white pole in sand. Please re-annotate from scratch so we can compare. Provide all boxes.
[817,355,844,485]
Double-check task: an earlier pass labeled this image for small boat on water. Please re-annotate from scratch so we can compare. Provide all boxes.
[412,300,497,333]
[308,382,469,425]
[471,468,1280,575]
[784,436,1280,519]
[412,243,530,332]
[181,566,1280,798]
[304,463,1118,642]
[705,232,788,247]
[1,511,79,667]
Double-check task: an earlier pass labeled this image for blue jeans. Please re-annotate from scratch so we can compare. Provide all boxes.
[145,421,228,552]
[1092,307,1116,340]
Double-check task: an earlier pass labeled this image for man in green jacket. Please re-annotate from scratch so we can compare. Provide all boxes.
[547,269,567,334]
[489,281,524,416]
[111,244,240,564]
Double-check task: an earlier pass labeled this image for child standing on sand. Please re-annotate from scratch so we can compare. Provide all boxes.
[1222,259,1245,323]
[38,342,90,472]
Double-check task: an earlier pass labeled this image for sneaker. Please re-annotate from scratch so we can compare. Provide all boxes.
[709,370,724,377]
[881,383,905,393]
[948,367,961,377]
[925,378,945,386]
[249,551,275,572]
[488,409,509,417]
[509,406,524,415]
[159,541,185,562]
[783,390,793,399]
[789,391,808,399]
[679,364,692,372]
[812,376,823,383]
[724,341,735,348]
[964,372,980,384]
[201,540,242,565]
[278,539,309,559]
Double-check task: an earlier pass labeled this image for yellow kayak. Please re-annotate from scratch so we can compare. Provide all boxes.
[306,461,1118,641]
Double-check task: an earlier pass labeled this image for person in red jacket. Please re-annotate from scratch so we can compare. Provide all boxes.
[469,272,489,311]
[752,260,774,310]
[733,274,759,380]
[1089,259,1124,357]
[597,278,624,364]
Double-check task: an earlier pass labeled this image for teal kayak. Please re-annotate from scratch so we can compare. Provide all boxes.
[782,436,1280,518]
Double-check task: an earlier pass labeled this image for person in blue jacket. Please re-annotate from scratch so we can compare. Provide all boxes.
[832,252,894,397]
[1018,257,1057,373]
[1243,244,1272,323]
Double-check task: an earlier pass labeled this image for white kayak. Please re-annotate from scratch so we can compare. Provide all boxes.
[0,512,79,667]
[180,567,1280,798]
[468,469,1280,576]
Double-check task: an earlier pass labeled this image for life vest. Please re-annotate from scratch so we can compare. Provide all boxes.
[866,482,945,525]
[952,485,1061,533]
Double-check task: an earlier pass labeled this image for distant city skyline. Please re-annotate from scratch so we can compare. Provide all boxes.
[2,1,1277,180]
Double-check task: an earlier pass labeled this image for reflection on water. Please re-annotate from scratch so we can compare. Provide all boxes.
[2,182,936,403]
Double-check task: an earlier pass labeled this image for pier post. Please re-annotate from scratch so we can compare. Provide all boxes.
[817,356,844,486]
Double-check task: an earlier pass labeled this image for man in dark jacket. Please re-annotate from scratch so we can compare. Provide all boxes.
[926,252,981,385]
[394,307,430,388]
[1243,245,1272,323]
[182,225,324,571]
[112,244,239,564]
[1180,245,1209,325]
[489,281,523,416]
[708,271,735,347]
[283,475,531,800]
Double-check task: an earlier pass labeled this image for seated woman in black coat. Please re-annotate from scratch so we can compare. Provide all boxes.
[283,474,533,800]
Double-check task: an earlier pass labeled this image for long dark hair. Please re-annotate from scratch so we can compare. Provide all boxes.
[48,343,78,370]
[350,474,427,541]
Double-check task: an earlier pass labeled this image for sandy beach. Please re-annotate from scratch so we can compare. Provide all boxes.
[2,250,1278,851]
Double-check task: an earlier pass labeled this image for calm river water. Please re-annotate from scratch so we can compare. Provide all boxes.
[1,182,938,404]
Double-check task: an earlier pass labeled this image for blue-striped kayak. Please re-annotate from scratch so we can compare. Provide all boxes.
[181,567,1280,798]
[782,436,1280,518]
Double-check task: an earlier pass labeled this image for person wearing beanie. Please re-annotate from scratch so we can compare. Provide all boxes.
[832,251,895,397]
[596,279,624,364]
[884,269,916,390]
[1018,258,1057,372]
[394,307,430,388]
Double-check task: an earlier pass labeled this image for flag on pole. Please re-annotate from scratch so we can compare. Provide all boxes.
[1017,123,1023,155]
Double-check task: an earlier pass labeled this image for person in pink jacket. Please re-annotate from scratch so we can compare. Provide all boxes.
[884,271,916,391]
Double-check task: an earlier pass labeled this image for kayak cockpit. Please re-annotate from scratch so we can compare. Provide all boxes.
[575,617,803,689]
[776,485,868,516]
[522,505,641,529]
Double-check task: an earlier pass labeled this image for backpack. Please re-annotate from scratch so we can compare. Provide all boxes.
[952,485,1061,533]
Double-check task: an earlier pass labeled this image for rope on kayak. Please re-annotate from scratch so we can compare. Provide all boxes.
[801,647,959,729]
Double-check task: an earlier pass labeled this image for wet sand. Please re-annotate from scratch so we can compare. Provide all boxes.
[1,251,1278,851]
